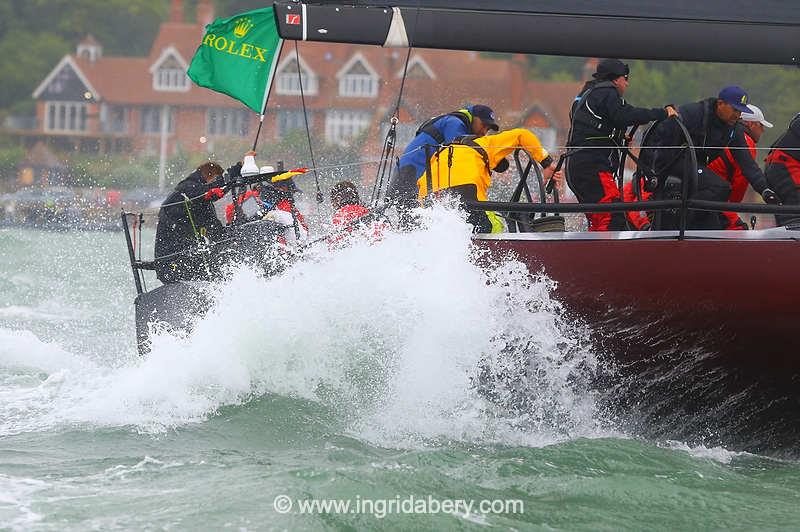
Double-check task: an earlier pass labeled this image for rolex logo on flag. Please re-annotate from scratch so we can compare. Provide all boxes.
[188,7,283,113]
[233,18,254,38]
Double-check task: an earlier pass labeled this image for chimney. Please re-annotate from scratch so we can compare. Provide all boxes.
[169,0,184,23]
[196,0,215,27]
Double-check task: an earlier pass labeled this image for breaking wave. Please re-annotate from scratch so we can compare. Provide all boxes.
[0,206,601,447]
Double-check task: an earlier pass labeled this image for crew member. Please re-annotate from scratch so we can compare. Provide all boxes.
[417,128,561,233]
[329,180,384,247]
[154,161,227,283]
[765,113,800,226]
[708,104,773,229]
[389,104,499,218]
[622,178,652,230]
[259,174,309,245]
[644,86,779,229]
[566,58,677,231]
[224,171,310,244]
[331,180,370,227]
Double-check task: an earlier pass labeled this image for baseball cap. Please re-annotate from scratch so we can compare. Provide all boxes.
[740,104,773,128]
[470,104,499,131]
[718,86,753,113]
[594,58,629,80]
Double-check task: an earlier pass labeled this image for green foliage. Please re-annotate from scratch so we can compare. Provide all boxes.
[6,0,166,55]
[186,0,266,19]
[0,0,166,113]
[0,145,25,181]
[0,30,69,110]
[66,153,159,189]
[526,54,800,147]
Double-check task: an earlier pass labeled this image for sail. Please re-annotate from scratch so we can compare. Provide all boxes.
[273,1,800,65]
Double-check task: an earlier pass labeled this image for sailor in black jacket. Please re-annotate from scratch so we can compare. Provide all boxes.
[154,161,227,283]
[566,59,676,231]
[645,86,778,229]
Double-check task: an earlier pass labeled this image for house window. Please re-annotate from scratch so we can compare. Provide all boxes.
[325,110,370,145]
[103,105,128,133]
[153,55,188,91]
[155,67,188,91]
[339,61,378,98]
[207,108,250,137]
[277,110,311,136]
[140,106,174,134]
[276,61,318,96]
[45,101,88,132]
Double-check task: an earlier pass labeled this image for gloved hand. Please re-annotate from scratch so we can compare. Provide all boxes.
[761,188,780,204]
[264,209,294,226]
[203,187,225,201]
[226,161,243,180]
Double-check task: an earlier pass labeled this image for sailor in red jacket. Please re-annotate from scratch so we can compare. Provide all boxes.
[329,180,383,247]
[707,104,773,230]
[765,113,800,226]
[224,169,309,244]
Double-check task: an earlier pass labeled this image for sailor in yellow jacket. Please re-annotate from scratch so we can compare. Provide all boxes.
[417,128,560,233]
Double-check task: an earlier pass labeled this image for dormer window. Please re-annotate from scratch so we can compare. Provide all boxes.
[337,53,378,98]
[397,55,435,80]
[275,55,318,96]
[150,47,189,92]
[155,60,188,91]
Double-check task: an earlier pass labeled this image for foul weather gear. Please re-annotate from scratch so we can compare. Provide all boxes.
[642,98,770,229]
[622,179,652,230]
[765,115,800,226]
[389,107,479,207]
[707,129,757,230]
[154,169,225,282]
[566,79,667,231]
[417,128,551,233]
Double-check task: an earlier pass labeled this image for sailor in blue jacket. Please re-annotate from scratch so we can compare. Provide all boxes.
[387,104,499,217]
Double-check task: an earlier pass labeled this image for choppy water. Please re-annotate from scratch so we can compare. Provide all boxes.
[2,209,800,530]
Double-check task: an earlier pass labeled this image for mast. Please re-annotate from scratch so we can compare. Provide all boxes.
[273,1,800,65]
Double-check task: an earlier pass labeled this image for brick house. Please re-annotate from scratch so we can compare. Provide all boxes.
[24,0,580,187]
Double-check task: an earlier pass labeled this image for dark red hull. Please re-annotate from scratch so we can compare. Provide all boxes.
[474,230,800,370]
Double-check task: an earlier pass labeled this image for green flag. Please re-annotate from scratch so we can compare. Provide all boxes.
[188,7,283,113]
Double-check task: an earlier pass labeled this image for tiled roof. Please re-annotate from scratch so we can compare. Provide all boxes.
[71,54,236,107]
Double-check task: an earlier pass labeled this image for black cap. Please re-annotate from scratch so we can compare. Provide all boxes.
[470,104,499,131]
[593,59,629,81]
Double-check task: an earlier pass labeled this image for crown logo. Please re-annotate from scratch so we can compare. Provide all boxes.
[233,18,254,38]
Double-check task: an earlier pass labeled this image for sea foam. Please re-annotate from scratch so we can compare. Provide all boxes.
[0,206,600,446]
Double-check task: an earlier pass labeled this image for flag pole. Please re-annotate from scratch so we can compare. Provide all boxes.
[252,39,284,151]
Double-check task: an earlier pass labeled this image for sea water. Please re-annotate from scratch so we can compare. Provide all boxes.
[2,208,800,530]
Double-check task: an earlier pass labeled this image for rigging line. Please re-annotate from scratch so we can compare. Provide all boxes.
[371,0,423,204]
[295,40,323,204]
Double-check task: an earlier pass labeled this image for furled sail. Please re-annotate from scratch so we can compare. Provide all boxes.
[274,1,800,65]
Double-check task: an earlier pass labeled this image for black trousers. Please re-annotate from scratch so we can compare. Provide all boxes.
[654,166,731,230]
[442,184,493,233]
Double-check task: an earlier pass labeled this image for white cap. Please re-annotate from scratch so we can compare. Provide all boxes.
[241,154,259,176]
[740,104,773,128]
